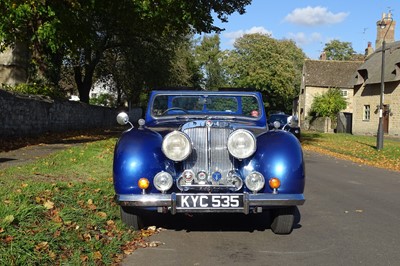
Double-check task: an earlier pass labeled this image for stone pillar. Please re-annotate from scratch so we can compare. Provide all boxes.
[0,41,29,85]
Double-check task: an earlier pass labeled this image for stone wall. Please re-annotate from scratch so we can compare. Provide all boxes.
[302,117,334,133]
[0,89,142,137]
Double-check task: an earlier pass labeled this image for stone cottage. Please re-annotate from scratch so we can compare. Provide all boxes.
[297,59,363,131]
[352,13,400,137]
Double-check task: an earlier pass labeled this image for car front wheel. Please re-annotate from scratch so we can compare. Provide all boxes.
[120,206,145,230]
[270,206,296,235]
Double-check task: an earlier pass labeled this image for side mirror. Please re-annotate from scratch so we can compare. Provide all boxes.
[116,112,130,125]
[287,115,298,127]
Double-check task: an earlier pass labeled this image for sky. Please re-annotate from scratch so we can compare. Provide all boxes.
[212,0,399,59]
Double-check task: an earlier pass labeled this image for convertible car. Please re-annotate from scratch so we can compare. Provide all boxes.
[113,90,305,234]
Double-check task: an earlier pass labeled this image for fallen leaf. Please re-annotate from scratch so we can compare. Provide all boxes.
[43,200,55,210]
[82,232,91,241]
[96,212,107,218]
[3,235,13,243]
[80,255,89,262]
[35,241,49,251]
[48,251,56,260]
[93,251,102,260]
[149,241,164,247]
[3,215,14,224]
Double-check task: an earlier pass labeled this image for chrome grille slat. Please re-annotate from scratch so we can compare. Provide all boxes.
[183,127,233,183]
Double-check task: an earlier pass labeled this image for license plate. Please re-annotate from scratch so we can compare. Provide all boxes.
[176,194,244,209]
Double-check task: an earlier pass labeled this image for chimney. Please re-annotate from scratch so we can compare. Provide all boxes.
[375,12,396,49]
[365,41,374,57]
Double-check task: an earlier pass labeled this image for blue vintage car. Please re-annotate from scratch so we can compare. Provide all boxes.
[113,90,305,234]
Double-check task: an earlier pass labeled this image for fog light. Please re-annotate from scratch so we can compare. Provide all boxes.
[154,172,173,192]
[227,171,243,191]
[197,171,207,184]
[182,170,194,183]
[245,172,265,193]
[269,177,281,194]
[138,178,150,190]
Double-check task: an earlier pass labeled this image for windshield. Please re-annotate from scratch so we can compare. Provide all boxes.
[152,94,261,118]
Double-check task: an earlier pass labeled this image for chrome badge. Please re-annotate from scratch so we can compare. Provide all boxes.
[212,171,222,182]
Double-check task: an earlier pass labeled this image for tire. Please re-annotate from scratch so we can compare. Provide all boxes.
[120,206,145,230]
[270,206,296,235]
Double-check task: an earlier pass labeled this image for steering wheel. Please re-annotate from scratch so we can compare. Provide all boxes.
[161,107,189,115]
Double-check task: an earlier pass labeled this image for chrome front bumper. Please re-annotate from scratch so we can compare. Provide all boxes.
[116,192,305,215]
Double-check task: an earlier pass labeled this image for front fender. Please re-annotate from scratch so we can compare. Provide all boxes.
[242,130,305,194]
[113,128,173,194]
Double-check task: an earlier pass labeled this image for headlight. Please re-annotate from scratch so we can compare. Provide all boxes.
[227,129,256,159]
[153,172,173,192]
[245,171,265,193]
[162,131,192,161]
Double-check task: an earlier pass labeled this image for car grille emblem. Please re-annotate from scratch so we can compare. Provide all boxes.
[212,171,222,182]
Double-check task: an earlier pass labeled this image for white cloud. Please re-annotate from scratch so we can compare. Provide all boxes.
[223,26,272,45]
[284,6,349,26]
[287,32,322,46]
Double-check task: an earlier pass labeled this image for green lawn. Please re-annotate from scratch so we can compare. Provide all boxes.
[0,138,143,265]
[301,132,400,172]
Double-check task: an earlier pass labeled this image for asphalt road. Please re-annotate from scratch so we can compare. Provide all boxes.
[123,150,400,266]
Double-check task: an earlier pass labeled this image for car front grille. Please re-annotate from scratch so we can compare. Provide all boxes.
[182,127,234,182]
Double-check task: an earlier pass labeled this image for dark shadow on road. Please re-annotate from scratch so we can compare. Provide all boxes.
[144,210,302,233]
[0,158,17,163]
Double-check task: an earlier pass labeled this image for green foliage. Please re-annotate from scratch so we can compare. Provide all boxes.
[196,34,226,89]
[323,40,356,61]
[0,0,251,104]
[89,93,117,108]
[222,33,306,113]
[309,88,347,120]
[2,83,65,99]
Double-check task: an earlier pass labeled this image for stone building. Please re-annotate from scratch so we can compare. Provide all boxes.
[352,12,400,137]
[297,59,363,130]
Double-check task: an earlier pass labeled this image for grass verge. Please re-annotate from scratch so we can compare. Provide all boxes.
[301,131,400,172]
[0,138,151,265]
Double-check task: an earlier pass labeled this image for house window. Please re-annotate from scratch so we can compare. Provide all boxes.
[363,105,370,121]
[340,90,348,97]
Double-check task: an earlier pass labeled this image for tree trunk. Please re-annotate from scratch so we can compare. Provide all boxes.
[73,49,102,103]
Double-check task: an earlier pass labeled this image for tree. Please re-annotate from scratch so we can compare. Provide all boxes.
[222,33,306,112]
[196,34,226,90]
[323,40,356,61]
[309,88,347,121]
[0,0,252,103]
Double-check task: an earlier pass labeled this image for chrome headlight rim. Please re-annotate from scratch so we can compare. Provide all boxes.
[227,129,257,159]
[245,171,265,193]
[153,171,173,192]
[162,131,192,161]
